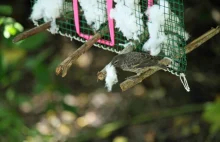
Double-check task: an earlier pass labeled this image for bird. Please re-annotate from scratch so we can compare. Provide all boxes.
[110,51,169,78]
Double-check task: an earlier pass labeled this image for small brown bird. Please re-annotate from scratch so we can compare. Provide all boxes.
[111,51,168,77]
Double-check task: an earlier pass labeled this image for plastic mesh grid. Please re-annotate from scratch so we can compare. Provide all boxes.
[30,0,187,74]
[30,0,148,52]
[157,0,187,74]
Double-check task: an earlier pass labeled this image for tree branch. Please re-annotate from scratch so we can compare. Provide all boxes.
[13,12,73,43]
[56,26,109,77]
[185,26,220,54]
[97,68,107,81]
[120,26,220,91]
[12,21,51,43]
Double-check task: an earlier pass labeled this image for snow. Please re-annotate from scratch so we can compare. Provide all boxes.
[30,0,64,34]
[110,0,144,40]
[105,63,118,92]
[79,0,107,30]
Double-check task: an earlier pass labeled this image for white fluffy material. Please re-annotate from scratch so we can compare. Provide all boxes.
[143,0,190,56]
[110,0,144,40]
[142,0,169,56]
[79,0,107,30]
[30,0,64,34]
[105,63,118,92]
[143,33,167,56]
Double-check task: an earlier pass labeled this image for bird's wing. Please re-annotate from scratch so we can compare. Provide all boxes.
[135,60,158,68]
[121,52,144,68]
[135,53,160,68]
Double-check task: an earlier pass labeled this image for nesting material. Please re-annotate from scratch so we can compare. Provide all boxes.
[30,0,64,34]
[142,0,169,56]
[105,63,118,92]
[143,0,190,56]
[110,0,144,40]
[79,0,107,30]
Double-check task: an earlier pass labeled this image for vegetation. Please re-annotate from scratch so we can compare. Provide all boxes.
[0,1,220,142]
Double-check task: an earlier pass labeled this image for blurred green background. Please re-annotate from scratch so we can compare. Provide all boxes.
[0,0,220,142]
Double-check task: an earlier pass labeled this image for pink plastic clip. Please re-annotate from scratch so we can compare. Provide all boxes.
[146,0,154,20]
[73,0,115,46]
[148,0,153,8]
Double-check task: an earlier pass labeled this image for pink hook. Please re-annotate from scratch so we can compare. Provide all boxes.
[73,0,115,46]
[148,0,154,8]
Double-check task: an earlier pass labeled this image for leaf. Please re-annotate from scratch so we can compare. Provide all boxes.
[203,101,220,133]
[14,22,24,32]
[0,17,4,25]
[0,50,4,78]
[3,29,10,38]
[0,5,13,15]
[5,24,17,35]
[6,88,15,102]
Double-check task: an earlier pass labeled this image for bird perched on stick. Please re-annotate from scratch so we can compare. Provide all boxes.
[110,51,169,78]
[103,51,171,91]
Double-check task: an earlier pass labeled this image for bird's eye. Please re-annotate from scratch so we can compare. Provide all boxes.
[114,60,118,64]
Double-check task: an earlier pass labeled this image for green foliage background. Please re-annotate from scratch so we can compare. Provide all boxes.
[0,1,220,142]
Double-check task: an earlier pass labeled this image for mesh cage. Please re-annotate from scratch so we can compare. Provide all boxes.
[30,0,187,75]
[30,0,148,53]
[157,0,187,75]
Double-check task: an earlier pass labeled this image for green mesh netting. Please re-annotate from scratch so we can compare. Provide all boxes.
[154,0,187,75]
[30,0,187,75]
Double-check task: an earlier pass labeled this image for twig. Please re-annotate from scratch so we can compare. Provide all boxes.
[13,12,73,43]
[56,26,109,77]
[120,58,173,91]
[185,26,220,53]
[97,68,107,81]
[120,26,220,91]
[12,21,51,43]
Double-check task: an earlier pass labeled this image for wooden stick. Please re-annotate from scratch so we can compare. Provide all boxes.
[56,26,109,77]
[97,68,107,81]
[13,12,73,43]
[120,26,220,91]
[120,59,171,91]
[185,26,220,53]
[12,21,51,43]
